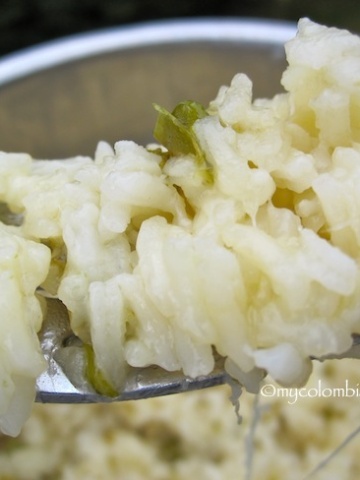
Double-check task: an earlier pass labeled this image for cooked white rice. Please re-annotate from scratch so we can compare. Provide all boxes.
[1,18,360,444]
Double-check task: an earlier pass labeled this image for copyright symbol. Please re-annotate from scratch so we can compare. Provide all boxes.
[260,384,276,398]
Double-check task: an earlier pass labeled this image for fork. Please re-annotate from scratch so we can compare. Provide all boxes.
[36,297,227,403]
[36,297,360,404]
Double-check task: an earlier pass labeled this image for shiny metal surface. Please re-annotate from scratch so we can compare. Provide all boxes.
[35,297,360,403]
[36,298,360,404]
[36,298,227,403]
[0,19,296,159]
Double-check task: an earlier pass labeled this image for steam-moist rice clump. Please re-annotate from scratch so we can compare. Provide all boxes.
[1,18,360,436]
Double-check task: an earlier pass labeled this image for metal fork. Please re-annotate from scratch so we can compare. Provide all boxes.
[36,297,360,404]
[36,297,227,403]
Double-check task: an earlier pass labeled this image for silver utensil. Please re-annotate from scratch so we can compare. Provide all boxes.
[36,297,227,403]
[36,297,360,404]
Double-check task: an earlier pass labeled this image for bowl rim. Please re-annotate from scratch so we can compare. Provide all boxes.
[0,17,297,86]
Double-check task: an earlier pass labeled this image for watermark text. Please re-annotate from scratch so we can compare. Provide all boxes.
[260,380,360,404]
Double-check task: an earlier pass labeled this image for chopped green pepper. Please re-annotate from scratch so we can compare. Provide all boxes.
[84,344,118,397]
[153,100,207,158]
[153,100,213,184]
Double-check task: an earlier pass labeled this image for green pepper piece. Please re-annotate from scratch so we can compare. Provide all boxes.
[153,100,213,183]
[154,101,207,161]
[171,100,208,128]
[84,344,118,397]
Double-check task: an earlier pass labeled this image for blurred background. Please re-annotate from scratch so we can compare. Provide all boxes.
[1,0,360,57]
